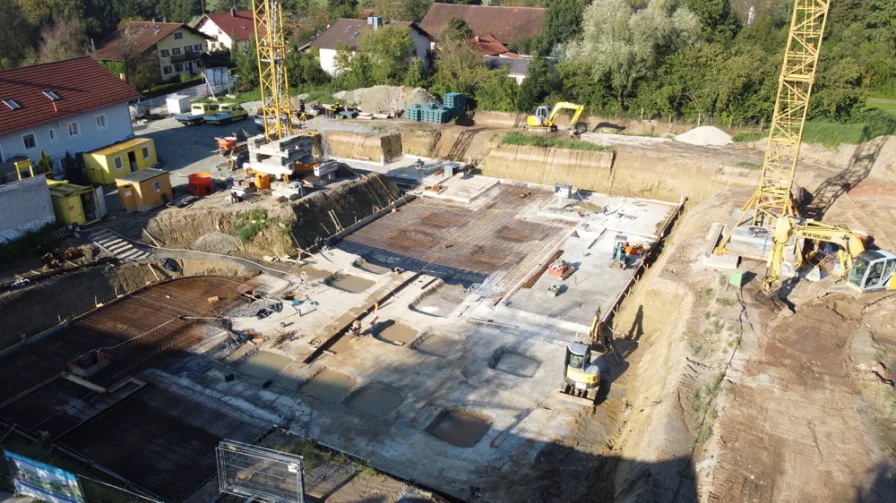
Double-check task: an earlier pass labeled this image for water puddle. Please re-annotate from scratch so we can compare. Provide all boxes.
[327,273,375,293]
[237,351,292,380]
[427,409,491,448]
[343,384,404,418]
[299,369,357,403]
[373,321,418,346]
[490,348,540,378]
[413,334,462,358]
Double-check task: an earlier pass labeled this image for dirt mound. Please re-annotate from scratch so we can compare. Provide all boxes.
[674,126,733,146]
[332,86,436,113]
[193,232,241,255]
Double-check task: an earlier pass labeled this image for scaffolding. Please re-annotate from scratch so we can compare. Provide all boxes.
[253,0,293,142]
[716,0,831,252]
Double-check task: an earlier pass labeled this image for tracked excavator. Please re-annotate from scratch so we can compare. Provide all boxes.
[524,102,586,135]
[764,216,896,294]
[559,310,605,404]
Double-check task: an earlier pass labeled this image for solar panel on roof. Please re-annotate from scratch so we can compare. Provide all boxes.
[3,99,21,111]
[43,90,61,101]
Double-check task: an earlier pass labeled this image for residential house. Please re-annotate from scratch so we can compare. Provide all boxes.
[0,56,140,178]
[94,22,213,82]
[470,34,524,59]
[310,17,432,76]
[195,9,261,52]
[419,4,546,48]
[484,56,531,85]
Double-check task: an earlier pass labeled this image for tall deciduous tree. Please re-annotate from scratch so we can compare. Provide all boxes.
[38,16,88,62]
[439,17,473,43]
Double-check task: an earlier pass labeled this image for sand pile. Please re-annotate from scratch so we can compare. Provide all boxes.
[674,126,733,146]
[333,86,436,113]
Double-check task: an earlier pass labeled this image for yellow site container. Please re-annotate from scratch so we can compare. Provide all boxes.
[85,138,158,185]
[47,180,103,226]
[114,168,172,213]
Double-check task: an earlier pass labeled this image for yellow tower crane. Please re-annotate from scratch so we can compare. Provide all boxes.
[252,0,293,142]
[715,0,831,254]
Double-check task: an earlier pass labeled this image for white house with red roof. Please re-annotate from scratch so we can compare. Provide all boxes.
[0,56,141,177]
[195,9,262,51]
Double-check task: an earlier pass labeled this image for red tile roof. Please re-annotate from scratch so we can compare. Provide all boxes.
[197,10,262,42]
[469,34,512,57]
[0,56,140,135]
[310,19,430,51]
[420,4,545,43]
[94,22,212,61]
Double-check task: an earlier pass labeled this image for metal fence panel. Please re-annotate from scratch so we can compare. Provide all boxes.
[216,440,304,503]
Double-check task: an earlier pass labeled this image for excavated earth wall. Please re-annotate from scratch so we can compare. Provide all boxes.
[471,111,698,136]
[323,131,403,163]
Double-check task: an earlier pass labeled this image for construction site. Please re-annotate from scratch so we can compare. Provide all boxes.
[2,2,896,503]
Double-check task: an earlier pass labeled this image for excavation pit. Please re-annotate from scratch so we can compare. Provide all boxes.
[327,273,375,293]
[426,409,492,448]
[413,284,467,317]
[343,384,405,419]
[489,348,540,378]
[372,321,418,346]
[413,334,462,358]
[238,351,292,380]
[299,369,357,403]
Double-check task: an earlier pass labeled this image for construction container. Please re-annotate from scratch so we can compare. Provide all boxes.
[187,172,215,196]
[115,168,172,213]
[255,173,271,191]
[166,94,191,115]
[85,138,158,185]
[47,180,106,226]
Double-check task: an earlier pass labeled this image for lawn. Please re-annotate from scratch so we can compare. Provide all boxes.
[866,98,896,116]
[501,131,613,151]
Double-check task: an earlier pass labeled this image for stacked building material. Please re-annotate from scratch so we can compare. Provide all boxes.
[247,132,319,176]
[406,93,467,124]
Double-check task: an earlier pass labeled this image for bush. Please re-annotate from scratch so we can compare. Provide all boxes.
[232,208,271,244]
[501,131,612,152]
[141,76,204,98]
[0,224,60,264]
[732,132,763,142]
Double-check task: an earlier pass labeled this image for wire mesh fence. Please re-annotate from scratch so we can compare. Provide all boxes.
[217,440,304,503]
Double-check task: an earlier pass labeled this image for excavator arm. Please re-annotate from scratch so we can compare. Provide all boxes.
[546,102,585,128]
[765,216,865,289]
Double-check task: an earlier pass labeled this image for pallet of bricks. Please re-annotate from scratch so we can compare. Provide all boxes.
[407,93,467,124]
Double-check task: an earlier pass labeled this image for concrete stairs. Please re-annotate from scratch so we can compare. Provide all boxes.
[89,229,153,261]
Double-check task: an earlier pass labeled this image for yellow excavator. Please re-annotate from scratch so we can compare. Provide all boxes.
[764,216,896,294]
[559,310,604,404]
[524,102,586,135]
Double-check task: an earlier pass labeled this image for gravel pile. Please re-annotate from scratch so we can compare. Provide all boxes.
[332,86,436,113]
[193,232,241,255]
[674,126,733,146]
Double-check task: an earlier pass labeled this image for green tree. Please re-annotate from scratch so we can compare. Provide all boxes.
[0,0,38,68]
[474,68,519,112]
[334,43,373,88]
[403,57,427,87]
[361,25,415,84]
[38,16,87,62]
[328,0,357,19]
[543,0,587,48]
[429,39,489,97]
[37,151,53,175]
[439,17,473,43]
[518,58,554,113]
[234,38,259,88]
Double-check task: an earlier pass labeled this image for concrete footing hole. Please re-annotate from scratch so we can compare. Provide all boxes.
[426,409,492,448]
[326,273,375,293]
[412,333,463,358]
[299,368,358,403]
[488,347,541,378]
[343,383,405,419]
[370,320,419,346]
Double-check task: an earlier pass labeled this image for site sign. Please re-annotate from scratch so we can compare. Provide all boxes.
[3,450,85,503]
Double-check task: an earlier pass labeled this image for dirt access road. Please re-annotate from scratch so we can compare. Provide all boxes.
[708,292,894,502]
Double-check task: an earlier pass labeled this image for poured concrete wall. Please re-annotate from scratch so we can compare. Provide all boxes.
[0,175,55,242]
[482,144,760,203]
[323,131,402,163]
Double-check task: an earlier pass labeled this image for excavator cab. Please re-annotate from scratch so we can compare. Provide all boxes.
[847,251,896,293]
[527,105,552,127]
[559,342,601,404]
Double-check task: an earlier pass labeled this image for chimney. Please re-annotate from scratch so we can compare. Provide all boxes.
[231,8,236,16]
[372,16,383,31]
[473,36,479,42]
[90,38,96,52]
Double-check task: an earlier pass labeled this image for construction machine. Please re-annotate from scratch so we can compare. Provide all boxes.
[558,310,605,404]
[524,102,586,135]
[764,216,896,293]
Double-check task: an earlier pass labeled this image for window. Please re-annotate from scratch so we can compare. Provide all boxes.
[23,133,36,150]
[114,156,124,170]
[160,48,170,57]
[95,114,107,130]
[48,129,57,143]
[152,181,162,192]
[67,121,79,138]
[43,90,61,101]
[185,45,193,53]
[174,63,183,72]
[171,47,181,56]
[174,31,183,40]
[3,99,21,111]
[163,66,172,75]
[141,146,150,159]
[194,44,202,52]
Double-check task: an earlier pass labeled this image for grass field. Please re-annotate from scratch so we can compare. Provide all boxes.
[867,98,896,116]
[501,132,613,151]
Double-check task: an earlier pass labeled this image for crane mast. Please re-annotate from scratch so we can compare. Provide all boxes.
[253,0,293,142]
[716,0,831,253]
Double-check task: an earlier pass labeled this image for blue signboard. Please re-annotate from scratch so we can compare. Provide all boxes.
[3,450,85,503]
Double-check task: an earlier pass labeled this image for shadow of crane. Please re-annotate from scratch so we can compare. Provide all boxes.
[804,123,891,220]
